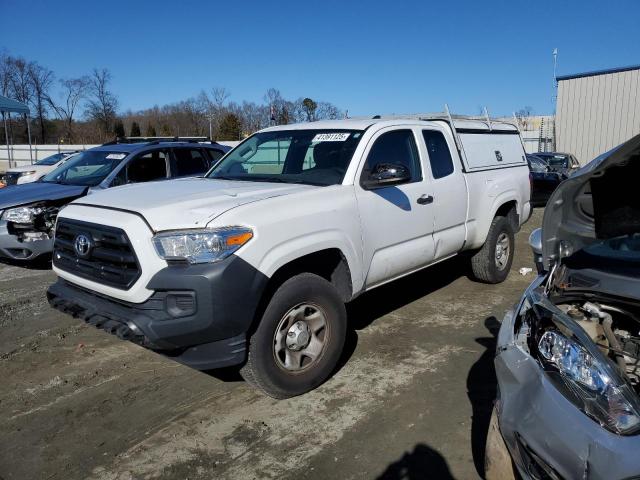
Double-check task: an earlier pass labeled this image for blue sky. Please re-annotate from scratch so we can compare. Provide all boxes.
[2,0,639,117]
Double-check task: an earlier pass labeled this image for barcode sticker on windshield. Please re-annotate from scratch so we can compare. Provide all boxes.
[106,153,127,160]
[312,133,350,142]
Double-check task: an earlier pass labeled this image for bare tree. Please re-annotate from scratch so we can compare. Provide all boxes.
[515,106,534,130]
[316,101,340,120]
[85,68,118,140]
[211,87,230,110]
[28,62,54,142]
[0,51,13,96]
[49,76,90,141]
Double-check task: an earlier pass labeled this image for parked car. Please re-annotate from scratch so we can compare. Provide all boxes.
[3,151,80,186]
[486,134,640,480]
[534,151,580,177]
[0,139,230,261]
[47,116,531,398]
[527,154,563,207]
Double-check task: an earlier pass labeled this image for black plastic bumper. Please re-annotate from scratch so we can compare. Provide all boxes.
[47,255,269,370]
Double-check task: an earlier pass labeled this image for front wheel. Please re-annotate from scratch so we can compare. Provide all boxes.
[470,216,515,284]
[240,273,347,399]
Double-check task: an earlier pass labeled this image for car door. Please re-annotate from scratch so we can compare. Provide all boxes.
[355,127,436,288]
[420,128,467,258]
[170,147,211,178]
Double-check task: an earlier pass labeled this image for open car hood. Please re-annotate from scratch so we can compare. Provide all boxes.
[542,134,640,270]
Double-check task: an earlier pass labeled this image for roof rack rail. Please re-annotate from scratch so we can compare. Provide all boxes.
[101,136,210,146]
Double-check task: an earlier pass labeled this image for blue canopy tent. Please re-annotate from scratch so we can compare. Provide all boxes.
[0,94,32,168]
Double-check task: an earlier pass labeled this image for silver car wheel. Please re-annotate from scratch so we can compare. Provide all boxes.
[273,303,328,371]
[495,232,510,270]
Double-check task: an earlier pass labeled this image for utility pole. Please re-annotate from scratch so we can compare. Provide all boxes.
[552,48,559,112]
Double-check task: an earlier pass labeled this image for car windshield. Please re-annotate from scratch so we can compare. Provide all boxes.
[35,153,66,166]
[206,129,364,186]
[541,154,569,168]
[528,156,548,172]
[41,150,127,186]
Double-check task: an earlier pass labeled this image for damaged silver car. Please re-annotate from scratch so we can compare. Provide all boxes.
[486,134,640,480]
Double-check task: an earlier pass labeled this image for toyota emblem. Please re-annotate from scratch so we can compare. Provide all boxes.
[74,234,92,258]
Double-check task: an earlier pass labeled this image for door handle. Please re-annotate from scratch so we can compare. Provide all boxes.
[417,194,434,205]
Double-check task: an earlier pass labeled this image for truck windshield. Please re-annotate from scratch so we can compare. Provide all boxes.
[41,151,127,186]
[207,129,364,186]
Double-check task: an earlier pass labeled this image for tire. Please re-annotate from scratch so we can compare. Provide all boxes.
[485,406,518,480]
[240,273,347,399]
[471,215,515,284]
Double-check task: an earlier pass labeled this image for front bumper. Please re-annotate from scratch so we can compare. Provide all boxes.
[47,255,269,370]
[0,219,52,260]
[495,280,640,480]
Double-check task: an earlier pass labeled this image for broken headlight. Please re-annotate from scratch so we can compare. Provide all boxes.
[525,291,640,434]
[153,227,253,264]
[1,206,44,224]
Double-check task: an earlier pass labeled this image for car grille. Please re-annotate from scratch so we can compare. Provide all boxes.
[53,219,141,290]
[5,172,20,185]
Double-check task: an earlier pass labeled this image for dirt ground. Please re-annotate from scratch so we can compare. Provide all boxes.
[0,210,543,480]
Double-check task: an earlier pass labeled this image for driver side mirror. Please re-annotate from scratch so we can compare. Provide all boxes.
[362,163,411,189]
[529,228,544,273]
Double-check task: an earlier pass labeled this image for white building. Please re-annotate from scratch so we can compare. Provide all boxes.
[556,64,640,164]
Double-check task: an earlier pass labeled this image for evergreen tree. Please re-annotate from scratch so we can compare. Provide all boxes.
[130,121,141,137]
[114,120,125,138]
[217,113,242,140]
[145,124,157,137]
[160,123,172,136]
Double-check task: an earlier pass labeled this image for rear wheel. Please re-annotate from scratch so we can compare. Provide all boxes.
[240,273,347,399]
[485,406,518,480]
[471,216,514,284]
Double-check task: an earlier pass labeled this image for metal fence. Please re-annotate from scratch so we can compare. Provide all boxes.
[0,144,95,171]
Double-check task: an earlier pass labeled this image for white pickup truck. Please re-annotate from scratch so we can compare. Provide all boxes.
[48,116,531,398]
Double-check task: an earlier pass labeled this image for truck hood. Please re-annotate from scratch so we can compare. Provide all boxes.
[542,133,640,270]
[0,182,87,210]
[72,177,317,231]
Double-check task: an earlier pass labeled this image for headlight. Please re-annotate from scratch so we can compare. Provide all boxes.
[525,291,640,434]
[19,170,37,177]
[153,227,253,264]
[1,206,44,224]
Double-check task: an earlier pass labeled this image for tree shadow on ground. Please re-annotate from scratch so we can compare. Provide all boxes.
[466,316,501,478]
[377,443,455,480]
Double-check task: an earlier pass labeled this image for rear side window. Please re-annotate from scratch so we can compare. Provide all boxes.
[172,148,209,177]
[422,130,454,179]
[206,148,225,163]
[363,130,421,183]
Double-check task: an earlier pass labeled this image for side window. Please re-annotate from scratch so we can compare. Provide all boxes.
[422,130,454,179]
[206,148,225,164]
[125,150,168,183]
[171,148,209,177]
[362,129,421,183]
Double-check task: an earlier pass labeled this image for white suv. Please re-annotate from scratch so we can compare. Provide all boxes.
[48,116,531,398]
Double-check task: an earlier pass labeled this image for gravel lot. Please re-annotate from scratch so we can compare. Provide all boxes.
[0,209,542,480]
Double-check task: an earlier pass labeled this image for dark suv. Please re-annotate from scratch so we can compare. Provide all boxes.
[0,138,230,261]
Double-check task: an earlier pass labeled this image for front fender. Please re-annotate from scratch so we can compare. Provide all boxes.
[257,229,362,295]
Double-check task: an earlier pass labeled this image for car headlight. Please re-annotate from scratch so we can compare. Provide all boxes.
[19,170,37,177]
[153,227,253,264]
[1,206,44,224]
[524,291,640,434]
